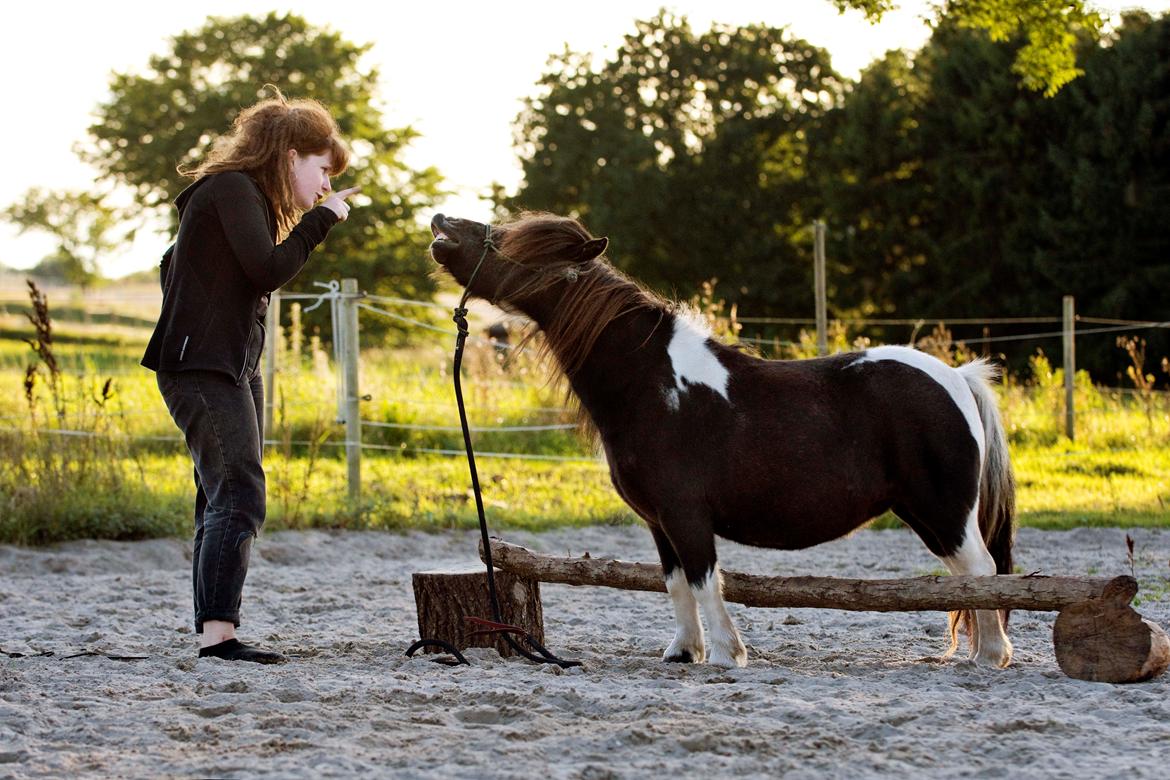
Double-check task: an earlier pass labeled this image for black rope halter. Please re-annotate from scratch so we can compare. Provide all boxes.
[407,224,581,669]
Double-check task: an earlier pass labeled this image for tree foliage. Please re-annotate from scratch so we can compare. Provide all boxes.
[818,10,1169,375]
[806,49,929,315]
[80,12,444,340]
[834,0,1104,95]
[1037,11,1170,372]
[508,7,1170,379]
[818,18,1067,318]
[1,190,131,288]
[504,10,845,311]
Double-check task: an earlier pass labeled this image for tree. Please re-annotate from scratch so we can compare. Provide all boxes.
[79,12,445,340]
[833,0,1104,95]
[900,19,1066,318]
[812,16,1078,366]
[1038,11,1170,376]
[813,12,1168,379]
[503,10,845,313]
[1,189,131,289]
[809,50,932,316]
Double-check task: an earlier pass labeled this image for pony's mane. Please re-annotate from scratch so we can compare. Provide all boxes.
[494,212,670,435]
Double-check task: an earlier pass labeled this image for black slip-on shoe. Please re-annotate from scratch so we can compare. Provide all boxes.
[198,638,287,664]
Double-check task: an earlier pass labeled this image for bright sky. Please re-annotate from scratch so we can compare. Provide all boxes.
[2,0,1166,277]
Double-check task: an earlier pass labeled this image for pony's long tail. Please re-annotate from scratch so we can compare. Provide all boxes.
[952,359,1017,642]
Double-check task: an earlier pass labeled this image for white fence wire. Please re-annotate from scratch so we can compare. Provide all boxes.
[5,277,1169,493]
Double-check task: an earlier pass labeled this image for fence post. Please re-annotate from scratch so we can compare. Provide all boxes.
[340,278,362,503]
[814,221,828,357]
[263,290,280,445]
[1063,295,1076,441]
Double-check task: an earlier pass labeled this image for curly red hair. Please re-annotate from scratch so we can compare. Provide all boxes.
[180,87,349,236]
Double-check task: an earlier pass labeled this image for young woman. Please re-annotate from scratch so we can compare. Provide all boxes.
[142,91,360,663]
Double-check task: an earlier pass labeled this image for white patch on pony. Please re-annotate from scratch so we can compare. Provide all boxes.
[850,345,985,458]
[940,509,998,578]
[663,570,704,663]
[939,508,1013,668]
[691,568,747,668]
[666,312,730,405]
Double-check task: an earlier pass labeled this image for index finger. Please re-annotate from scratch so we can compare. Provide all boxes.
[335,186,362,199]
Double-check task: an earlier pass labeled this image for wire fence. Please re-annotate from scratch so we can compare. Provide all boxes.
[2,423,1157,466]
[4,280,1169,485]
[362,284,1110,480]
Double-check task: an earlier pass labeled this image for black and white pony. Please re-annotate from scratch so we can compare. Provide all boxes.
[430,212,1016,669]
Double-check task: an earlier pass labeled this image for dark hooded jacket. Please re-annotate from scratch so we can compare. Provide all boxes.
[141,171,338,383]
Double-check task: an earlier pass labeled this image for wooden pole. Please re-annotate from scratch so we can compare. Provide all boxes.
[289,301,303,363]
[1063,295,1076,441]
[263,290,280,445]
[480,540,1169,682]
[482,539,1126,612]
[814,221,828,357]
[340,278,362,503]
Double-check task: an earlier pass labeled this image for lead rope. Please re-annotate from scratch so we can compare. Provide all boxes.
[406,224,581,669]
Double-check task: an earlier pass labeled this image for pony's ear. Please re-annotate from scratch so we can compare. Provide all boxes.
[578,237,608,261]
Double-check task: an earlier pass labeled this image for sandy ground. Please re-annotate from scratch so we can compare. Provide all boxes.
[1,524,1168,779]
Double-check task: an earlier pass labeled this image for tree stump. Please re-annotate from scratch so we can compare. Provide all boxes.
[1053,576,1170,683]
[412,567,544,658]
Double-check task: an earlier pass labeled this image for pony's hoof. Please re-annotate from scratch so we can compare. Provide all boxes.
[972,647,1013,669]
[708,643,748,668]
[664,650,698,663]
[663,634,705,664]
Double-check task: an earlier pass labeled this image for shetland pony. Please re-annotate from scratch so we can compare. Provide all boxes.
[430,212,1016,669]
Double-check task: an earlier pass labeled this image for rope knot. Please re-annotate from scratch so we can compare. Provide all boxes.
[303,279,341,313]
[452,307,470,336]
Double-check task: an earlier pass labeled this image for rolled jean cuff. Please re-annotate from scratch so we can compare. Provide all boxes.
[195,612,242,633]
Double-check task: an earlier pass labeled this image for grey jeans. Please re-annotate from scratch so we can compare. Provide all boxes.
[157,368,265,632]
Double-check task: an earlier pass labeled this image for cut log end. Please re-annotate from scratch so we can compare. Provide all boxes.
[1054,581,1169,683]
[412,568,544,659]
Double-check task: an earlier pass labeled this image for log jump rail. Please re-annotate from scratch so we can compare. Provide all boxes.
[423,538,1170,684]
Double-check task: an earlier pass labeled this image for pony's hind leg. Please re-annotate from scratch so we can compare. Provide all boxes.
[655,517,747,668]
[648,524,704,663]
[938,506,1013,669]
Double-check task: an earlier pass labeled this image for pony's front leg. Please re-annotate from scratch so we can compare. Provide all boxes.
[692,565,747,668]
[649,525,704,663]
[664,570,705,663]
[654,520,747,668]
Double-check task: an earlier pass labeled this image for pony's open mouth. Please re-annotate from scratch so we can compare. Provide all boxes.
[429,215,458,246]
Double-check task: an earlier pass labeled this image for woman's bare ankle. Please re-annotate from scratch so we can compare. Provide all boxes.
[200,620,237,648]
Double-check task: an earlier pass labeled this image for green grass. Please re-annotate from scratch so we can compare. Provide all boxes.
[0,317,637,543]
[1,296,1168,545]
[275,456,633,532]
[1013,445,1170,528]
[0,450,633,546]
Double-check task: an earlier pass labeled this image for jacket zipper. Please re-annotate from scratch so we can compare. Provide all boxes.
[179,336,190,362]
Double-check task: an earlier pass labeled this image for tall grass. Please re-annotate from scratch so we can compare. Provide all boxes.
[0,286,1167,545]
[0,283,182,543]
[0,291,628,544]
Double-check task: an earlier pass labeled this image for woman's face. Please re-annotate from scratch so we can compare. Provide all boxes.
[289,149,335,210]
